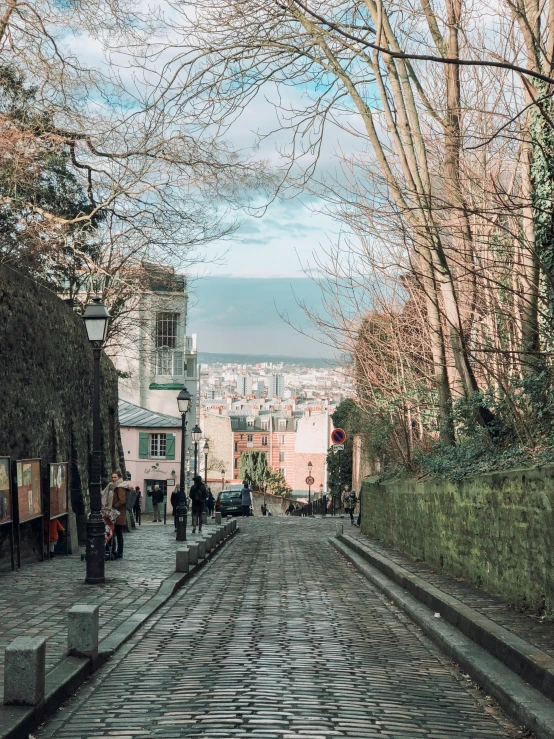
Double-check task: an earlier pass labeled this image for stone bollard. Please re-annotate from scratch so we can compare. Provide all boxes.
[188,542,199,566]
[215,511,222,525]
[68,604,99,660]
[336,523,343,536]
[4,636,46,706]
[197,538,206,559]
[176,548,189,573]
[216,526,223,544]
[202,511,208,525]
[204,533,213,553]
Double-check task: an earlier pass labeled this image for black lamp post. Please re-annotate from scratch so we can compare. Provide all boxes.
[176,387,191,542]
[192,424,202,475]
[82,297,111,585]
[203,440,210,484]
[308,460,313,514]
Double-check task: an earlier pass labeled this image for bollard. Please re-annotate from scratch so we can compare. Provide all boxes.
[204,533,213,553]
[197,538,206,559]
[336,523,343,536]
[4,636,46,706]
[68,604,99,659]
[176,548,189,573]
[188,542,199,565]
[215,511,222,525]
[202,511,208,526]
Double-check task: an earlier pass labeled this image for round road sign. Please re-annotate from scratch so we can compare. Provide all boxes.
[306,476,315,486]
[331,428,346,445]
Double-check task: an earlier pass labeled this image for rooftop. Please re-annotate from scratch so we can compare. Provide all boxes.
[118,399,181,428]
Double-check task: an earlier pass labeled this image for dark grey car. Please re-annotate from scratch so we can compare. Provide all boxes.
[216,490,243,517]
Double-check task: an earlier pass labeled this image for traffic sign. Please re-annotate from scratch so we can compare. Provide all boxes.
[331,428,346,445]
[333,444,344,452]
[305,476,315,486]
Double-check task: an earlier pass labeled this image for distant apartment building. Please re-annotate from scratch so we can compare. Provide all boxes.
[230,415,297,488]
[270,374,284,399]
[237,375,253,396]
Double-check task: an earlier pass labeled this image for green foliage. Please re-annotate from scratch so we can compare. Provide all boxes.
[266,470,292,497]
[239,451,269,490]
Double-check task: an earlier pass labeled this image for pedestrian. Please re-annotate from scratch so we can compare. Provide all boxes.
[149,484,164,522]
[111,471,131,559]
[286,502,294,515]
[170,488,179,527]
[347,489,357,525]
[241,481,252,517]
[261,502,267,516]
[207,488,216,518]
[133,486,142,526]
[48,518,65,557]
[189,475,208,533]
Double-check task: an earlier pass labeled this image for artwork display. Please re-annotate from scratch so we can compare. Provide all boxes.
[0,457,12,524]
[49,463,68,519]
[16,459,42,522]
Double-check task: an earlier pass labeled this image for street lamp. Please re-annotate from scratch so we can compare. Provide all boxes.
[319,483,324,497]
[221,468,226,491]
[176,387,192,541]
[203,440,210,484]
[192,424,202,475]
[82,297,111,585]
[307,460,313,515]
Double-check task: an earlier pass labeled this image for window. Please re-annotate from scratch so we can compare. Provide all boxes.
[234,458,238,469]
[261,419,269,431]
[261,436,268,446]
[150,433,167,458]
[234,441,238,452]
[278,419,287,430]
[155,312,179,349]
[279,435,285,445]
[278,468,286,477]
[247,418,254,428]
[247,434,253,443]
[279,451,285,462]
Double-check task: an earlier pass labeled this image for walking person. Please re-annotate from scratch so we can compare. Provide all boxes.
[149,484,164,522]
[111,471,130,559]
[241,481,252,517]
[133,486,142,526]
[189,475,208,533]
[207,488,215,518]
[347,489,357,525]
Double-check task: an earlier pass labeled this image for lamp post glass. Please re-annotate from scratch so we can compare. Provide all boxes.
[82,298,111,343]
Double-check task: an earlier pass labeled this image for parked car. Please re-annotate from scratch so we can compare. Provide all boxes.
[216,490,243,517]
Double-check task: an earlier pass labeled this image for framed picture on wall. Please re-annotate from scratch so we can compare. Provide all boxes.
[49,463,68,519]
[16,459,42,522]
[0,457,12,525]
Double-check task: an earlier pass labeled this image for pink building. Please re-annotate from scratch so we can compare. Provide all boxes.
[119,400,183,513]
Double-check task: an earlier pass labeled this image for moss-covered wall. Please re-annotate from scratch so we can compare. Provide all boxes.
[0,263,124,567]
[361,467,554,614]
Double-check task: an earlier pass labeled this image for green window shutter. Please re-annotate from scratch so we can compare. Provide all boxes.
[139,432,150,459]
[165,434,175,460]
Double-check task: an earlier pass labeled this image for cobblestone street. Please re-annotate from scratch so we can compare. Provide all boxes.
[39,518,523,739]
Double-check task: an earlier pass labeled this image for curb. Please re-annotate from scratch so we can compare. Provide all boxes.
[0,525,238,739]
[332,536,554,739]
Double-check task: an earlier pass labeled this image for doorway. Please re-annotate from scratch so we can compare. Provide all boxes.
[144,479,167,513]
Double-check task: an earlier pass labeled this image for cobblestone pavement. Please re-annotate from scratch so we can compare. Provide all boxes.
[40,518,524,738]
[0,514,213,701]
[344,520,554,659]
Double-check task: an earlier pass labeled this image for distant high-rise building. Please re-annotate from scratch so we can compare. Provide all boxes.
[238,375,253,395]
[270,374,284,398]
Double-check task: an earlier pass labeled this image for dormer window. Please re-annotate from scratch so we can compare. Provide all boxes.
[247,418,254,428]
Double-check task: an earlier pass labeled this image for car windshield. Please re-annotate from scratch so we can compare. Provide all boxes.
[220,492,241,501]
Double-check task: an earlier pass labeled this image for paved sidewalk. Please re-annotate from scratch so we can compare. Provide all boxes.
[344,520,554,659]
[0,515,215,701]
[40,517,523,738]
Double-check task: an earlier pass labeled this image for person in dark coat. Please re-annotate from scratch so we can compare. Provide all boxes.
[133,486,142,526]
[149,484,164,522]
[207,488,215,518]
[189,475,208,533]
[170,489,179,527]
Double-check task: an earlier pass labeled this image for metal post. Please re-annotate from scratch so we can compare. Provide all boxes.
[85,345,105,585]
[194,442,198,476]
[176,412,188,541]
[308,483,311,515]
[204,451,208,484]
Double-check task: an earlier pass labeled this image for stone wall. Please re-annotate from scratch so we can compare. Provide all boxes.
[0,263,124,567]
[360,467,554,614]
[251,490,296,515]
